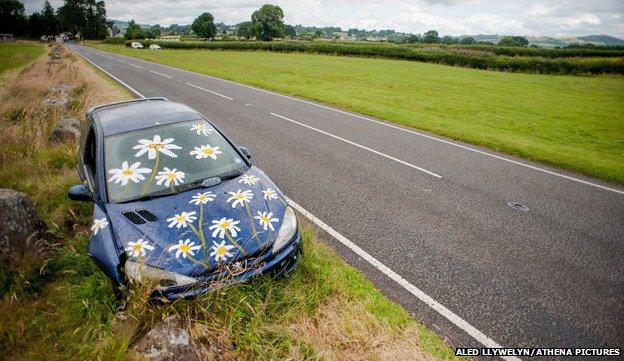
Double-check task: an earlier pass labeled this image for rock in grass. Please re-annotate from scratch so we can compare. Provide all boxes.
[50,117,81,142]
[131,316,199,361]
[0,189,47,267]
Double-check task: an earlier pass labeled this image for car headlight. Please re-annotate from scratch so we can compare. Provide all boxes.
[273,206,297,254]
[124,260,197,286]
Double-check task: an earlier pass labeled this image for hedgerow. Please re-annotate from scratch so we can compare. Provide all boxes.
[123,40,624,75]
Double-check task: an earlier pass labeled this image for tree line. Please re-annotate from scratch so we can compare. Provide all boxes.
[0,0,109,39]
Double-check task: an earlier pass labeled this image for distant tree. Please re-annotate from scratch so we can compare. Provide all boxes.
[0,0,28,35]
[441,35,456,44]
[422,30,440,44]
[236,21,253,39]
[191,12,217,40]
[57,0,108,39]
[251,4,284,41]
[497,35,529,47]
[459,36,475,45]
[347,28,360,37]
[124,20,145,40]
[42,0,58,35]
[401,34,419,44]
[150,24,162,38]
[283,24,296,38]
[28,12,44,37]
[314,30,323,38]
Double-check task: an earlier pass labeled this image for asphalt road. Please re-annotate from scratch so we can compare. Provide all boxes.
[71,44,624,356]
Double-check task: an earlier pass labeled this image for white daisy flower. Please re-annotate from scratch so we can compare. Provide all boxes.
[189,145,222,160]
[108,161,152,186]
[210,241,235,262]
[226,189,253,208]
[262,188,278,200]
[133,135,181,159]
[168,239,201,259]
[155,167,185,187]
[125,239,155,258]
[254,211,278,231]
[208,217,241,239]
[166,211,197,228]
[189,191,216,205]
[190,123,214,136]
[91,218,108,235]
[239,174,259,185]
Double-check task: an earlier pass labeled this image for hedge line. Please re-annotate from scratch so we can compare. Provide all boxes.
[123,40,624,75]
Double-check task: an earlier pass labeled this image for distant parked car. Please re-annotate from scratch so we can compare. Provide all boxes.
[149,44,161,50]
[131,42,143,49]
[68,98,301,300]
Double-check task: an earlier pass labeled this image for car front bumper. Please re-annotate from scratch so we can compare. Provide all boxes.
[151,231,302,300]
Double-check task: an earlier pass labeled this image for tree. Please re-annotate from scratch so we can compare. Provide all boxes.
[191,12,216,40]
[42,1,58,35]
[124,20,145,40]
[422,30,440,44]
[283,24,296,38]
[250,4,284,41]
[497,35,529,47]
[57,0,107,39]
[0,0,28,35]
[441,35,456,44]
[459,36,475,45]
[236,21,253,39]
[28,12,45,37]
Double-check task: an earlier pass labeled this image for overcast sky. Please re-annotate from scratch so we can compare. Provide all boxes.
[23,0,624,38]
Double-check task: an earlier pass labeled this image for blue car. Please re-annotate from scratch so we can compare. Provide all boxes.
[68,98,301,299]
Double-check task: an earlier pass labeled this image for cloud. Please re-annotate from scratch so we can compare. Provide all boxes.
[20,0,624,37]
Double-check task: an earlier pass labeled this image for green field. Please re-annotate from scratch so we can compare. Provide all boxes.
[0,43,44,75]
[95,44,624,184]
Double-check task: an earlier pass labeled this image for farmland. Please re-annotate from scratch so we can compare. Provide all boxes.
[0,43,45,74]
[95,44,624,184]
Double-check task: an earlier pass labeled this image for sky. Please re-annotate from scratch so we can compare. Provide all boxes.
[22,0,624,38]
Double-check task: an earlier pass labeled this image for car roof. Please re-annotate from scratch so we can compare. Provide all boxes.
[89,98,204,136]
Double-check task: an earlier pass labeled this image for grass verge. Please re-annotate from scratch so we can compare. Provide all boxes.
[0,42,45,75]
[0,43,460,360]
[94,44,624,184]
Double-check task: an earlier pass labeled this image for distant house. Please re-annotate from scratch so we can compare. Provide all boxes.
[0,34,14,42]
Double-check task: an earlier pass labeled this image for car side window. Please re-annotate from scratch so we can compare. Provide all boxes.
[83,126,98,193]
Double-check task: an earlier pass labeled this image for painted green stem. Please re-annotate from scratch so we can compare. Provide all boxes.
[244,202,263,248]
[225,231,247,256]
[141,153,160,196]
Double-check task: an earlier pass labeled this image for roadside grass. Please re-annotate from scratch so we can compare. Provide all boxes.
[0,43,460,360]
[94,44,624,184]
[0,43,45,75]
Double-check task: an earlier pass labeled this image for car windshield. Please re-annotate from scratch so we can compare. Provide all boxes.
[104,119,247,203]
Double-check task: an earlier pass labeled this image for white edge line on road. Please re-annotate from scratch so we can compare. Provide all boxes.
[71,48,145,99]
[96,47,623,195]
[115,59,126,64]
[186,82,234,101]
[271,112,441,178]
[75,46,520,359]
[150,70,173,79]
[287,197,521,361]
[129,63,143,69]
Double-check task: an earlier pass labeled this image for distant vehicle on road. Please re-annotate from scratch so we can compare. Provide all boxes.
[149,44,161,50]
[131,42,143,49]
[68,98,301,299]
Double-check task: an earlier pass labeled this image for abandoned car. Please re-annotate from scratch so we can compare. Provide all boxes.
[69,98,301,299]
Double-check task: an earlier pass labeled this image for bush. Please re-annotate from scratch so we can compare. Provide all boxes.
[122,40,624,75]
[103,37,126,45]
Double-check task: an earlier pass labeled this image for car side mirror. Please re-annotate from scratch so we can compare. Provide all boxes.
[68,184,93,201]
[238,146,251,160]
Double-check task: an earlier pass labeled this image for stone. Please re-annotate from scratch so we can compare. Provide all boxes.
[131,316,199,361]
[50,117,81,142]
[0,189,47,266]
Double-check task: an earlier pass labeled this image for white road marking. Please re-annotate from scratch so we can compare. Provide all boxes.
[71,48,145,98]
[287,197,521,361]
[103,49,623,195]
[115,59,126,64]
[186,82,234,101]
[129,63,143,69]
[150,70,173,79]
[271,113,441,178]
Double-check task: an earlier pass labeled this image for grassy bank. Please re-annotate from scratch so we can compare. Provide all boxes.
[0,43,45,75]
[0,44,458,360]
[95,44,624,184]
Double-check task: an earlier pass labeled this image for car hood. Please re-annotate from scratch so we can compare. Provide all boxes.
[105,167,288,277]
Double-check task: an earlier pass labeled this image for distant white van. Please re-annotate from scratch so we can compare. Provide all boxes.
[131,42,143,49]
[149,44,161,50]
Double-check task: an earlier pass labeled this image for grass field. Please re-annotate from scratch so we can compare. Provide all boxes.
[0,44,458,360]
[0,43,45,75]
[95,44,624,184]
